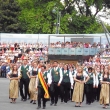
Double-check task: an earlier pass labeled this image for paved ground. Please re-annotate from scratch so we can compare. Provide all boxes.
[0,78,107,110]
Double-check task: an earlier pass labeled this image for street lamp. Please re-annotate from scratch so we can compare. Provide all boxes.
[52,7,61,34]
[97,15,110,46]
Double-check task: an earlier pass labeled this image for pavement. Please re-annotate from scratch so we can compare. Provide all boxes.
[0,78,106,110]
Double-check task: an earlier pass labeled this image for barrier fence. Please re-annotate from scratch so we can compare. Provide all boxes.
[48,48,100,55]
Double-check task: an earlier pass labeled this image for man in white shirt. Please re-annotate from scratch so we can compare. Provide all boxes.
[50,61,63,106]
[18,58,32,101]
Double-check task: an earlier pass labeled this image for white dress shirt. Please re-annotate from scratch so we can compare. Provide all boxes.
[69,71,74,85]
[18,65,32,76]
[95,72,102,87]
[50,67,63,84]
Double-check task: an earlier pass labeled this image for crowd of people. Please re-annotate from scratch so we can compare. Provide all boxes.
[49,41,110,48]
[0,42,48,78]
[5,58,110,109]
[0,42,110,109]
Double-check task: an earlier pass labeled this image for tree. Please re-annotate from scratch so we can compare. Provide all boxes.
[17,0,108,34]
[95,24,110,33]
[17,0,68,34]
[0,0,23,33]
[62,0,110,17]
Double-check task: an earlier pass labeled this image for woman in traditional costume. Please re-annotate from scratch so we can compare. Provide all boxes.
[72,66,89,107]
[27,62,38,104]
[99,67,109,109]
[7,65,20,103]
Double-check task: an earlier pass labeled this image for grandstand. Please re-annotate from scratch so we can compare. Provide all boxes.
[48,33,110,64]
[0,33,110,65]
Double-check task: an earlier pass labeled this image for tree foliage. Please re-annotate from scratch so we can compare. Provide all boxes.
[95,24,110,33]
[0,0,24,33]
[0,0,109,34]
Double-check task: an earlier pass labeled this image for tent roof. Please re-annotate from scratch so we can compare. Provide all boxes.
[49,33,107,37]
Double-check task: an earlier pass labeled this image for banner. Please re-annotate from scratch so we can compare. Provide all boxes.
[48,48,55,54]
[75,48,83,55]
[38,72,49,99]
[83,48,90,56]
[48,47,100,55]
[55,48,62,55]
[96,48,100,53]
[89,48,96,55]
[62,48,69,55]
[69,48,76,55]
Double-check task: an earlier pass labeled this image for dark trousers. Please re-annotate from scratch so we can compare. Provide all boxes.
[71,84,74,100]
[20,78,30,99]
[85,84,93,104]
[60,82,71,103]
[50,82,60,104]
[96,84,101,101]
[1,71,6,78]
[38,87,46,107]
[92,88,97,101]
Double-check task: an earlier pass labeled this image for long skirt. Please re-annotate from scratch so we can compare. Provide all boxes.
[72,82,84,103]
[29,78,37,100]
[9,80,19,99]
[100,84,109,105]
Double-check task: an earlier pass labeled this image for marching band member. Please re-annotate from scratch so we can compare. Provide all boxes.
[95,67,102,101]
[70,66,76,100]
[72,66,89,107]
[50,61,63,106]
[18,57,32,101]
[60,64,73,103]
[36,65,51,109]
[85,67,96,105]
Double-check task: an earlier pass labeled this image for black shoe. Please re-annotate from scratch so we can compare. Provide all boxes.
[30,100,33,103]
[43,106,46,109]
[50,102,54,106]
[37,106,41,109]
[23,99,27,101]
[64,101,67,103]
[33,102,36,104]
[88,103,91,105]
[21,98,24,101]
[54,103,57,106]
[61,100,63,102]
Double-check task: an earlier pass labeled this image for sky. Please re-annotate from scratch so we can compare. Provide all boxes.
[61,0,110,25]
